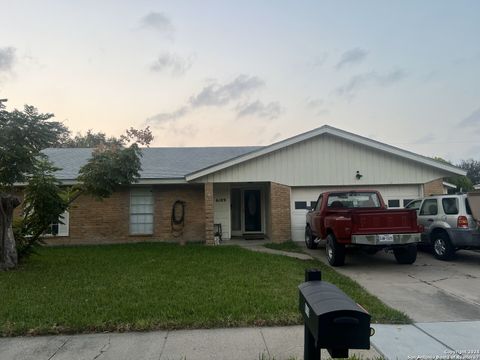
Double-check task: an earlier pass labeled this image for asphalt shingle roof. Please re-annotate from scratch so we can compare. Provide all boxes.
[42,146,262,180]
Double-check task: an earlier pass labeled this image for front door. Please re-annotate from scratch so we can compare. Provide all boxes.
[244,190,261,232]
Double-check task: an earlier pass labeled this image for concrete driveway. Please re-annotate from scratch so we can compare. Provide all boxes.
[302,244,480,322]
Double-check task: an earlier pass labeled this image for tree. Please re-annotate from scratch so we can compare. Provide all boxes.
[458,159,480,186]
[58,128,153,148]
[0,104,69,269]
[0,103,153,269]
[59,129,123,147]
[432,157,474,193]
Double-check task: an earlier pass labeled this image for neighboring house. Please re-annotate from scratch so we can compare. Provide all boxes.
[37,125,465,245]
[423,180,458,195]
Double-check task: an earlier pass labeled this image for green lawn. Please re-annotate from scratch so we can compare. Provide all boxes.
[0,243,409,336]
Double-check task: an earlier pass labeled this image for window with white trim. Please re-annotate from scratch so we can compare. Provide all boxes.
[130,188,154,235]
[46,211,69,237]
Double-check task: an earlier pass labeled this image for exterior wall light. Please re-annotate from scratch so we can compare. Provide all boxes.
[356,171,363,180]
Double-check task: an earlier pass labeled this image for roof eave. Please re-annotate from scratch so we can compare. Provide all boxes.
[14,178,188,187]
[185,125,466,180]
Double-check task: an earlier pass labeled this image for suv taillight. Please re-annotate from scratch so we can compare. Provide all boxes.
[457,216,469,229]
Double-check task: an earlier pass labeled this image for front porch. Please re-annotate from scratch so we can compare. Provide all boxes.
[207,182,291,244]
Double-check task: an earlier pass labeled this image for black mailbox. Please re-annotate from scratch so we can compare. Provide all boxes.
[299,269,371,359]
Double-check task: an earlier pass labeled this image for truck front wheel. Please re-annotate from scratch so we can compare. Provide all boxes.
[393,245,417,264]
[305,226,317,249]
[326,233,346,266]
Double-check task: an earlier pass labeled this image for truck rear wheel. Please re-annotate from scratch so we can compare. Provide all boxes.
[326,233,345,266]
[393,245,417,264]
[305,226,317,249]
[432,233,455,261]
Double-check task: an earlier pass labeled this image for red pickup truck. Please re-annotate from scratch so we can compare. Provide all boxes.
[305,190,422,266]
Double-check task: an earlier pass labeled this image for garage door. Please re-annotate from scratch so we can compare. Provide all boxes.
[290,185,422,242]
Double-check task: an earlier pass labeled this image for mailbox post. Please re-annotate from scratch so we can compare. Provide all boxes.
[303,269,322,359]
[299,269,372,359]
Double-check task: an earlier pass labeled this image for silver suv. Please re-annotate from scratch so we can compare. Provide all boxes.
[405,193,480,260]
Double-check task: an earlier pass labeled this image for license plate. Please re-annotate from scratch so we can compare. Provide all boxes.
[378,234,394,243]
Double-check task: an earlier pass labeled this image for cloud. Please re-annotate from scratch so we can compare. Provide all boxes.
[146,74,273,126]
[459,107,480,127]
[0,47,16,72]
[150,52,192,76]
[139,12,174,37]
[336,48,368,70]
[376,69,407,86]
[189,75,264,107]
[336,73,370,99]
[235,100,282,120]
[336,69,408,100]
[146,106,189,125]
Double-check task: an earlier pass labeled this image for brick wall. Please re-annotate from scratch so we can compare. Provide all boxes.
[268,182,292,243]
[423,178,446,196]
[42,184,207,245]
[153,184,206,243]
[66,189,130,244]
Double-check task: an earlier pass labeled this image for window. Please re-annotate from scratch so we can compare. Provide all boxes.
[442,198,459,215]
[405,199,422,210]
[420,199,438,216]
[46,211,69,237]
[388,200,400,208]
[327,192,381,209]
[310,201,317,209]
[295,201,307,210]
[130,188,154,235]
[315,195,323,211]
[403,199,414,207]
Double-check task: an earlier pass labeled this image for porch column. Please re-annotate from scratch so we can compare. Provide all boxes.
[204,182,215,245]
[269,182,292,243]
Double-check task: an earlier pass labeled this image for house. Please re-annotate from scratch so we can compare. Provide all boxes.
[40,125,466,245]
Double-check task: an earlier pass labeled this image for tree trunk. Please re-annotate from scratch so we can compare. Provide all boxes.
[0,194,21,270]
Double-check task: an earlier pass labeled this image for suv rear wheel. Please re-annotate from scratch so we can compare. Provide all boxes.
[305,226,317,249]
[326,233,346,266]
[393,244,417,264]
[432,233,455,260]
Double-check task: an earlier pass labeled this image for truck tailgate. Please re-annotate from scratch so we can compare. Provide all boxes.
[351,209,419,235]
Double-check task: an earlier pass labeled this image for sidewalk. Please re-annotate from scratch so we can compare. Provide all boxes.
[2,322,479,360]
[372,321,480,359]
[0,325,378,360]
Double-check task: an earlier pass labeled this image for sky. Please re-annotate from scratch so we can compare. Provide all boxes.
[1,0,479,163]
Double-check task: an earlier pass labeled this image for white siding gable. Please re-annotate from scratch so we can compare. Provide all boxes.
[198,134,450,186]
